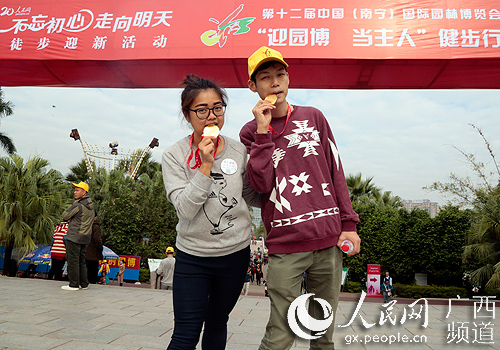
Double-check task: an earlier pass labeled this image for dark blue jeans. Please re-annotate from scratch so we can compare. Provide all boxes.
[167,246,249,350]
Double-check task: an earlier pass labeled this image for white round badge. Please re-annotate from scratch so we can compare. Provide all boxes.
[221,159,237,175]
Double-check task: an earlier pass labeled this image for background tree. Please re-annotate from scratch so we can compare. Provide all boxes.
[254,223,267,240]
[463,193,500,288]
[134,171,178,260]
[344,204,470,286]
[377,190,404,209]
[426,124,500,208]
[0,88,16,154]
[343,172,470,287]
[87,163,178,266]
[427,124,500,288]
[65,159,93,182]
[116,149,160,179]
[344,203,399,283]
[426,206,471,285]
[0,155,68,275]
[346,173,382,205]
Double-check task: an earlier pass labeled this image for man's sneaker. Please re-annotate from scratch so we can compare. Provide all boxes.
[81,286,88,290]
[61,285,79,291]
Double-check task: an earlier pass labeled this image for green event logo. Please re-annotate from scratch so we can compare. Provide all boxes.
[200,4,255,47]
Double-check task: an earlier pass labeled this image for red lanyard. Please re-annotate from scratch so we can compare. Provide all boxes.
[268,104,292,135]
[187,133,220,169]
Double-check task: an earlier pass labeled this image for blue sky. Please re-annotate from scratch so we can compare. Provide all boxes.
[1,86,500,206]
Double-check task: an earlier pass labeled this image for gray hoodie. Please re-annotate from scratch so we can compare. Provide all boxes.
[162,136,260,257]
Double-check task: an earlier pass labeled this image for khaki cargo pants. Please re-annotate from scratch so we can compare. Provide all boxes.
[259,245,342,350]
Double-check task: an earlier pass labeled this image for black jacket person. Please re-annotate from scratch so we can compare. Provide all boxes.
[61,181,95,291]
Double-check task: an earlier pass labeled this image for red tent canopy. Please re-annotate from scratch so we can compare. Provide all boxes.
[1,0,500,89]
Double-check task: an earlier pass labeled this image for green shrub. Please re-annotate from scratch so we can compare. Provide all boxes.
[343,281,363,293]
[393,283,467,299]
[139,269,150,284]
[484,287,500,299]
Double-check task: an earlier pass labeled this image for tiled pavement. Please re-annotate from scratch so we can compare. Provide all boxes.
[0,276,498,349]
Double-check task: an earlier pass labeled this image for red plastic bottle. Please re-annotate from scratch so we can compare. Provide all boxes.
[341,240,354,254]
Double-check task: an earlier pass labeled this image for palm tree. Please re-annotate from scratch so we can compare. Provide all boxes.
[88,166,130,213]
[377,191,404,209]
[425,124,500,288]
[0,88,16,154]
[346,173,382,204]
[463,192,500,288]
[65,159,93,182]
[426,124,500,208]
[0,155,68,275]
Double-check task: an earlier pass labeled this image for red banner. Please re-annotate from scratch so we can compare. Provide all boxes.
[2,0,500,60]
[1,0,500,88]
[103,255,140,269]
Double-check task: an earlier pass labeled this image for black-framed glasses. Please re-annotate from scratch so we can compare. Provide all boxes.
[188,104,226,119]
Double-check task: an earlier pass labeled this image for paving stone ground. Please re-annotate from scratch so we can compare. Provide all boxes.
[0,276,498,349]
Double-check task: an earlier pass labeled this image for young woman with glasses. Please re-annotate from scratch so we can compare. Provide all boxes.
[161,74,260,350]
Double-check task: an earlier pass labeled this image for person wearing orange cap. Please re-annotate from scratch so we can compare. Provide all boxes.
[240,47,361,349]
[156,247,176,290]
[61,181,95,291]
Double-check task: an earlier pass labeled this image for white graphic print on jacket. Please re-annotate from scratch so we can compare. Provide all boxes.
[269,119,340,227]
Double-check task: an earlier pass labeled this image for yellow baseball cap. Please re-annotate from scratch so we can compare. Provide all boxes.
[71,181,89,192]
[166,247,175,253]
[248,46,288,79]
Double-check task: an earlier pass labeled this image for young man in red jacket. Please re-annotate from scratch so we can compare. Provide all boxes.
[240,46,361,350]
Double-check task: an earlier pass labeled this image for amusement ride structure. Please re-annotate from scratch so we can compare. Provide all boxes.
[69,128,159,179]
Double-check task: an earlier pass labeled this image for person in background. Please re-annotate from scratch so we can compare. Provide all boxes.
[255,264,263,286]
[85,217,103,284]
[243,266,251,295]
[156,247,176,290]
[382,279,394,303]
[48,222,68,281]
[61,181,95,291]
[98,259,110,285]
[250,261,256,284]
[383,271,393,285]
[117,258,126,286]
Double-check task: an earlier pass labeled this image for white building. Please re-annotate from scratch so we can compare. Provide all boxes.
[404,199,440,218]
[250,207,263,229]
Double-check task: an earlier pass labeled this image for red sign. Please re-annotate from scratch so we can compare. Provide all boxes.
[1,0,500,88]
[367,264,381,274]
[367,264,381,298]
[102,255,140,269]
[2,0,500,60]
